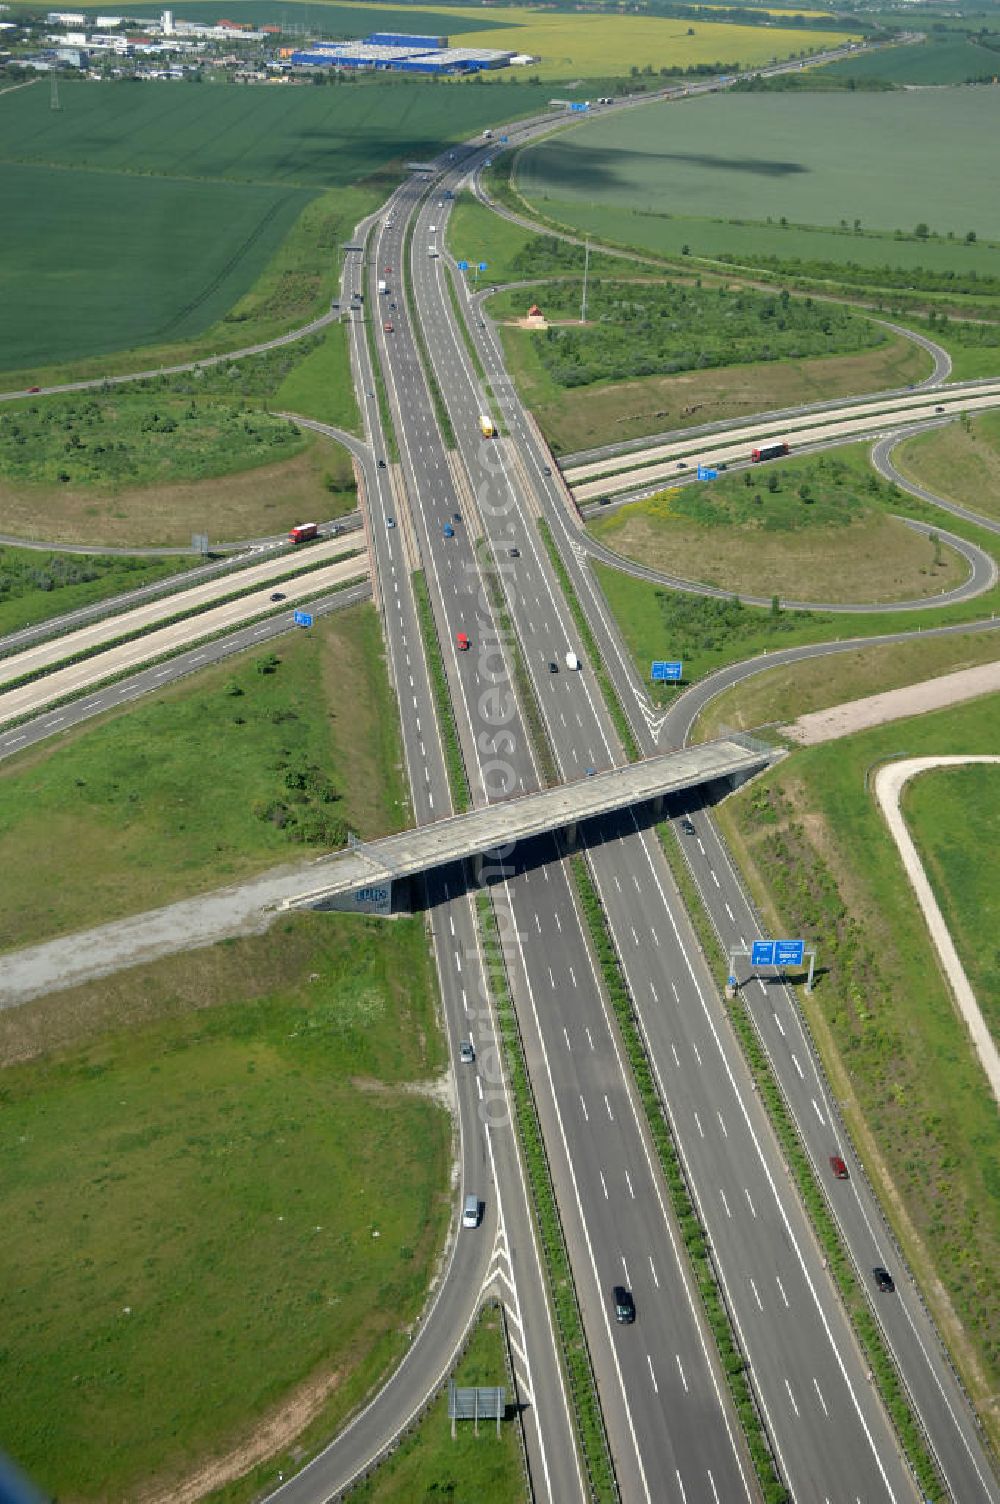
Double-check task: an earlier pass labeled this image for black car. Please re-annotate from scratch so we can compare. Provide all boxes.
[548,661,559,674]
[681,817,695,834]
[377,459,387,469]
[543,465,552,476]
[508,547,520,559]
[613,1285,636,1324]
[270,591,286,602]
[453,512,462,523]
[873,1266,895,1293]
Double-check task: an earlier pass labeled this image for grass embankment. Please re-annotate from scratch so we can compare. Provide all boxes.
[0,547,193,638]
[0,911,450,1504]
[537,517,640,760]
[489,277,884,391]
[477,892,615,1503]
[350,1305,527,1504]
[500,331,928,456]
[412,569,470,813]
[895,410,1000,523]
[653,823,945,1500]
[911,317,1000,382]
[692,627,1000,741]
[570,855,790,1504]
[589,449,965,605]
[0,603,409,950]
[0,364,359,548]
[905,762,1000,1046]
[719,694,1000,1450]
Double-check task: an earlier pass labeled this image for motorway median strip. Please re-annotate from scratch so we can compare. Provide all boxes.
[411,569,471,814]
[0,577,369,741]
[403,218,456,451]
[475,537,559,789]
[477,890,619,1504]
[363,259,400,466]
[536,517,641,762]
[570,853,790,1504]
[654,820,946,1503]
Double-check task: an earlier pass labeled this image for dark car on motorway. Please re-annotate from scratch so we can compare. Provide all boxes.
[681,817,695,834]
[270,592,286,602]
[873,1266,895,1293]
[829,1154,849,1180]
[613,1286,635,1324]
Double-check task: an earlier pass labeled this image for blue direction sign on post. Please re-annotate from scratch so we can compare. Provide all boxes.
[478,262,488,272]
[457,259,470,271]
[293,610,313,628]
[697,463,718,481]
[751,940,775,967]
[570,101,589,111]
[500,134,509,143]
[651,660,683,682]
[775,939,805,968]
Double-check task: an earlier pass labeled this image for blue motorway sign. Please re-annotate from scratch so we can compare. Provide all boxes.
[570,101,589,111]
[774,939,805,968]
[697,464,718,481]
[457,259,470,271]
[478,262,488,272]
[293,610,313,628]
[751,940,775,968]
[500,134,509,143]
[651,660,683,682]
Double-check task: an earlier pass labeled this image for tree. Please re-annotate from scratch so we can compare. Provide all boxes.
[914,222,930,240]
[965,230,977,244]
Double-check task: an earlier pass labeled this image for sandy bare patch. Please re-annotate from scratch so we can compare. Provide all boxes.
[786,661,1000,744]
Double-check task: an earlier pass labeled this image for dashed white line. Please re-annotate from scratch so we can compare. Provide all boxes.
[745,1188,757,1218]
[647,1355,659,1395]
[675,1353,688,1392]
[814,1377,829,1417]
[776,1274,789,1308]
[579,1095,589,1123]
[785,1379,800,1418]
[720,1187,732,1218]
[648,1255,659,1289]
[624,1168,635,1199]
[603,1094,614,1122]
[599,1169,609,1200]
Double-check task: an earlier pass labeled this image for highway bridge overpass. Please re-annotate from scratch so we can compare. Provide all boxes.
[281,735,776,914]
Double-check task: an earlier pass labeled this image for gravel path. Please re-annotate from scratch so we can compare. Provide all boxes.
[873,756,1000,1108]
[785,660,1000,744]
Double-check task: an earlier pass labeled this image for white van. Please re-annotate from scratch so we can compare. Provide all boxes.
[565,651,580,671]
[462,1194,480,1229]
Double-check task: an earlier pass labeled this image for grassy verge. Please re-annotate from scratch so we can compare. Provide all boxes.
[570,854,789,1504]
[0,548,193,641]
[0,910,450,1504]
[653,822,947,1499]
[894,409,1000,525]
[350,1304,527,1504]
[0,601,405,951]
[411,569,470,814]
[537,517,640,761]
[274,320,362,435]
[403,217,456,451]
[905,763,1000,1044]
[476,891,615,1503]
[476,537,558,788]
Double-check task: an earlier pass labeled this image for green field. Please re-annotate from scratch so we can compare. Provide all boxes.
[906,762,1000,1045]
[352,1306,527,1504]
[0,909,450,1503]
[692,628,1000,740]
[0,76,556,371]
[721,694,1000,1436]
[589,449,964,603]
[517,89,1000,261]
[821,33,1000,84]
[894,410,1000,524]
[0,603,408,950]
[0,546,192,637]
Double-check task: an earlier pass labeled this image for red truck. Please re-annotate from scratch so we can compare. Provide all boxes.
[288,522,319,544]
[750,442,790,463]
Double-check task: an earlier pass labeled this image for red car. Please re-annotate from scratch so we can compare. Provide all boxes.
[829,1155,849,1180]
[383,321,394,334]
[456,632,470,651]
[26,386,41,394]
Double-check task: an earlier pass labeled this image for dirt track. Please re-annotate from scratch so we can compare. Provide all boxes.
[785,659,1000,744]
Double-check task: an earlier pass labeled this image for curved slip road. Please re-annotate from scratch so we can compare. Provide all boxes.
[873,428,1000,538]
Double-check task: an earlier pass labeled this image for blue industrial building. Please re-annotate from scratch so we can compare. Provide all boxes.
[290,32,514,74]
